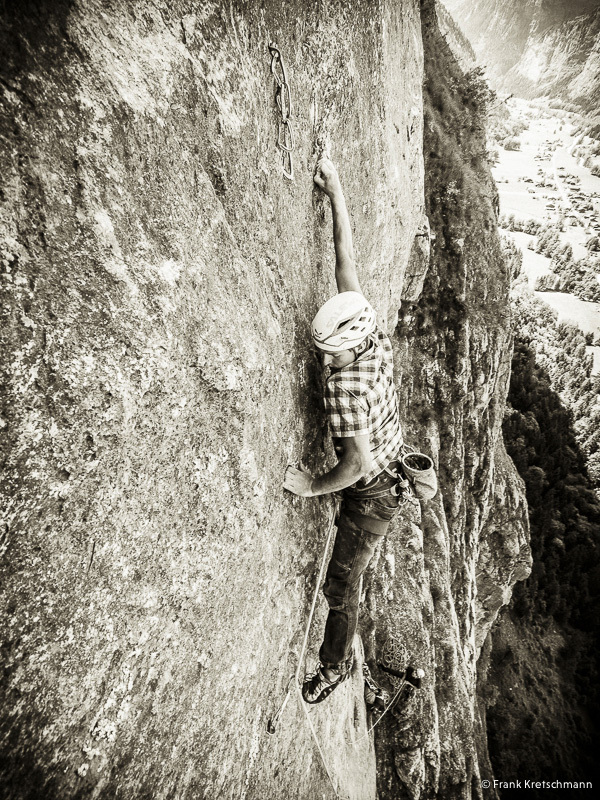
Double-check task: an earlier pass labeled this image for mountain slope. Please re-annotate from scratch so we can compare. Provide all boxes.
[443,0,600,112]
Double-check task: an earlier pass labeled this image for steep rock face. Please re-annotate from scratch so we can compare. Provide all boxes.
[476,443,531,655]
[0,1,528,798]
[0,2,422,798]
[442,0,600,112]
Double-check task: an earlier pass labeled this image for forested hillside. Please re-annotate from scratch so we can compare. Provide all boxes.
[435,0,475,69]
[481,286,600,791]
[500,217,600,308]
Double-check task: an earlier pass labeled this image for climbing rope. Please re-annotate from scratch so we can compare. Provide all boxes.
[267,497,342,798]
[380,633,408,680]
[268,42,294,181]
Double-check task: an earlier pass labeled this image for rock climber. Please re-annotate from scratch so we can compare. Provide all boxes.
[284,156,405,704]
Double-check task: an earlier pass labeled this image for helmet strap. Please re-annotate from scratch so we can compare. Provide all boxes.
[351,338,369,360]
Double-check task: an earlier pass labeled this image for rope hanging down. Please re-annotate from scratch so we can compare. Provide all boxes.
[267,499,342,798]
[268,42,294,181]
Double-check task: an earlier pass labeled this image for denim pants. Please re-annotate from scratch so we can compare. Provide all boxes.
[318,465,401,674]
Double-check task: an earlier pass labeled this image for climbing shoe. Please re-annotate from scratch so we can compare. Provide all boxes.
[302,663,349,704]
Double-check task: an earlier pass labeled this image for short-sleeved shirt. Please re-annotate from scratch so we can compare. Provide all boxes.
[323,324,403,483]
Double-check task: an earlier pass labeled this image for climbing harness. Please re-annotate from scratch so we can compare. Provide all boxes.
[380,444,438,504]
[268,42,294,181]
[383,460,413,504]
[267,498,342,798]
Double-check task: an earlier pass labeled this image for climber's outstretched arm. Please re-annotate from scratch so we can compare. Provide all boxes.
[314,158,361,295]
[283,433,372,497]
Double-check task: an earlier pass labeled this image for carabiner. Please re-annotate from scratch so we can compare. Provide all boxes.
[268,42,280,66]
[277,119,294,152]
[282,149,294,181]
[276,81,292,122]
[269,42,288,89]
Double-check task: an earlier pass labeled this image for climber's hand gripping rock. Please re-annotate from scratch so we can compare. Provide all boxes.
[283,464,315,497]
[313,157,343,199]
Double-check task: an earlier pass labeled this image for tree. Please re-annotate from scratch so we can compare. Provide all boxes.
[586,235,599,252]
[503,136,521,151]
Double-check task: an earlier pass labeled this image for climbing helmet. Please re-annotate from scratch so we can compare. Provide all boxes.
[311,291,376,353]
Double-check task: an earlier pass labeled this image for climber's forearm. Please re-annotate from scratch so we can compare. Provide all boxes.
[283,435,372,498]
[330,188,353,264]
[330,189,360,294]
[314,157,362,294]
[310,456,365,496]
[311,435,373,495]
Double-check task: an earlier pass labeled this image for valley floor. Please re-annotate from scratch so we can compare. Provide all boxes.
[493,98,600,373]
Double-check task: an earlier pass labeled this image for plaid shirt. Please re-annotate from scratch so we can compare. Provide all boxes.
[323,325,403,483]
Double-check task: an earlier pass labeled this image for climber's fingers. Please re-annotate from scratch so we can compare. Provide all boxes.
[313,161,326,189]
[314,156,333,181]
[313,171,325,190]
[283,465,314,497]
[314,157,341,197]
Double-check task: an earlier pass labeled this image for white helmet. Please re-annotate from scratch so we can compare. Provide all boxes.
[311,291,376,353]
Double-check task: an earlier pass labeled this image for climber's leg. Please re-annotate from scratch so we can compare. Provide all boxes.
[302,467,402,704]
[319,514,383,672]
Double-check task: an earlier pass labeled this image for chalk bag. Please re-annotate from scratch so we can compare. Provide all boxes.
[401,451,438,500]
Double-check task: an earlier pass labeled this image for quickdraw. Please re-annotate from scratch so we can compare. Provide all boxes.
[268,42,294,181]
[363,662,388,714]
